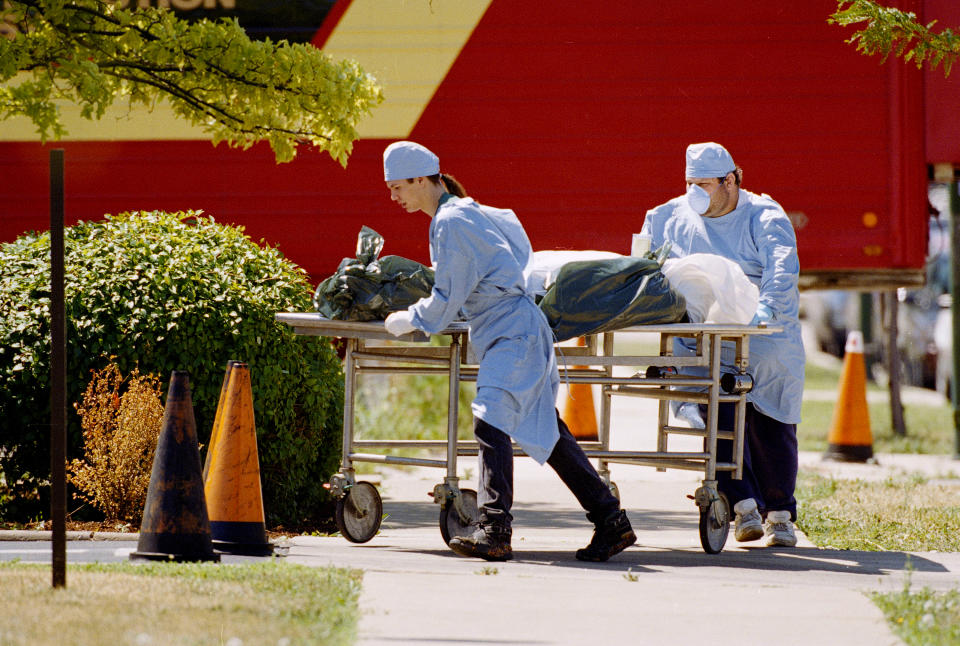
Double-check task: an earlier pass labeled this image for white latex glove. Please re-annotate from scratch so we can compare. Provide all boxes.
[749,303,774,326]
[384,310,417,337]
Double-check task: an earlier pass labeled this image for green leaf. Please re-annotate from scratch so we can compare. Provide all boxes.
[2,0,383,163]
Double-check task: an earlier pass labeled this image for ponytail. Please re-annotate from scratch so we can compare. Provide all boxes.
[422,173,467,198]
[415,173,468,198]
[440,174,467,198]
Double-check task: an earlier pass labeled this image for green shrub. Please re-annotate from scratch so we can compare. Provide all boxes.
[0,210,343,526]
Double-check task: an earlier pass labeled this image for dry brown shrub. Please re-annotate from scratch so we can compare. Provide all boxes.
[68,364,163,523]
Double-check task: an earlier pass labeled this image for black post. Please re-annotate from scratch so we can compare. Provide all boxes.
[883,291,905,437]
[859,292,873,345]
[50,149,66,588]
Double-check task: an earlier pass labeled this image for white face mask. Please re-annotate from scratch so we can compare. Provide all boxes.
[686,183,711,215]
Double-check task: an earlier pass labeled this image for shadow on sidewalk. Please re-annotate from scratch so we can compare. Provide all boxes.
[380,500,697,532]
[508,546,950,577]
[369,543,949,580]
[374,497,951,581]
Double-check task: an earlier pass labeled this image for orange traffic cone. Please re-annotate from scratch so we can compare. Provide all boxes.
[562,336,599,441]
[203,360,239,483]
[823,330,874,462]
[203,362,273,556]
[131,371,219,562]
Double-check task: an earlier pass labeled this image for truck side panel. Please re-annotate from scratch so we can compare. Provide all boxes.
[0,0,934,286]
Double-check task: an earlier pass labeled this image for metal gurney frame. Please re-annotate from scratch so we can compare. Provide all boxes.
[276,312,779,554]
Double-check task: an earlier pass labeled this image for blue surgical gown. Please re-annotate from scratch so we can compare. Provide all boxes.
[409,194,560,463]
[641,189,805,423]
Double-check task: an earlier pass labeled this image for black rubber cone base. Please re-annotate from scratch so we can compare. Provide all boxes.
[211,521,275,556]
[131,533,221,562]
[823,443,874,463]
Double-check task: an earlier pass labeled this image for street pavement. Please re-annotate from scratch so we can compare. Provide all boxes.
[3,449,957,646]
[282,446,959,646]
[3,347,960,645]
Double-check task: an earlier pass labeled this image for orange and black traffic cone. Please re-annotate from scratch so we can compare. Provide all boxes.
[203,362,273,556]
[131,371,219,562]
[203,360,240,484]
[823,330,874,462]
[562,336,599,441]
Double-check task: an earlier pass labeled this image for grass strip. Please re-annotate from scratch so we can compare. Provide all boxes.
[871,580,960,646]
[0,559,361,646]
[804,360,884,392]
[799,399,957,454]
[795,471,960,552]
[796,470,960,642]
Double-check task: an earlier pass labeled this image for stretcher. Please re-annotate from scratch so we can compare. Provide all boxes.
[276,312,779,554]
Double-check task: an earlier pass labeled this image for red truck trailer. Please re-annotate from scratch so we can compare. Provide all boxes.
[3,0,958,289]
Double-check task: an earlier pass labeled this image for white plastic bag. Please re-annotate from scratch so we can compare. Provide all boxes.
[661,254,758,324]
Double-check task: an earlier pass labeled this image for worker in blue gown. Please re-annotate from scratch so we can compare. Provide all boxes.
[640,142,805,547]
[381,140,636,562]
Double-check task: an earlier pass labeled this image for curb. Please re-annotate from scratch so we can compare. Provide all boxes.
[0,530,138,542]
[0,530,295,546]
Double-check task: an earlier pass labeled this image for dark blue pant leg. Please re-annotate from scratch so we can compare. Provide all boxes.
[547,412,620,519]
[476,413,619,526]
[712,402,798,522]
[474,417,514,528]
[744,405,798,521]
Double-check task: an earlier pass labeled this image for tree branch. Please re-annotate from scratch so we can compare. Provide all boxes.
[4,0,382,163]
[830,0,959,76]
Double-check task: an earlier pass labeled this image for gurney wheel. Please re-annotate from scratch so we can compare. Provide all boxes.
[336,481,383,543]
[439,488,478,545]
[698,493,730,554]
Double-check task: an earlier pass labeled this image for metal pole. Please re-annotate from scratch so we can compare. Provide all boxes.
[341,338,357,479]
[49,149,66,588]
[884,291,905,437]
[859,292,873,346]
[445,334,461,478]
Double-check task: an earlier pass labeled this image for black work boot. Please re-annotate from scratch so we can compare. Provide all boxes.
[575,509,636,562]
[448,523,513,561]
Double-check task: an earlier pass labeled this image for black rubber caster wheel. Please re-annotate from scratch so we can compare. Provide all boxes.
[439,488,478,545]
[335,481,383,544]
[698,493,730,554]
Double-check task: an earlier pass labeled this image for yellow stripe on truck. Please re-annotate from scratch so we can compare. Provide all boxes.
[0,0,491,142]
[0,76,208,141]
[322,0,492,139]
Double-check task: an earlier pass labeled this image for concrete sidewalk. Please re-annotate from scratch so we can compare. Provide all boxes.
[4,448,956,645]
[5,339,960,645]
[281,387,960,646]
[286,454,959,646]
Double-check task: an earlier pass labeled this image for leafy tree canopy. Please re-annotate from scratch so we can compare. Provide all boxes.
[0,0,383,163]
[830,0,960,77]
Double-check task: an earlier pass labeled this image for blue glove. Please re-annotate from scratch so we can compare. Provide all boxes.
[749,303,774,326]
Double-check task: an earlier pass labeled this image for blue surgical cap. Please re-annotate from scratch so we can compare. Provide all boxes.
[383,141,440,181]
[685,142,736,178]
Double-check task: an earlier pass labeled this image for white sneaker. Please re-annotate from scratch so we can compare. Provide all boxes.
[674,402,705,429]
[733,498,763,542]
[764,510,797,547]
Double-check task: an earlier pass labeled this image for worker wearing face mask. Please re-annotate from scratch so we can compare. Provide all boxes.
[639,142,805,548]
